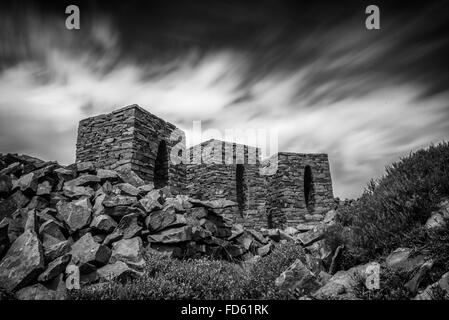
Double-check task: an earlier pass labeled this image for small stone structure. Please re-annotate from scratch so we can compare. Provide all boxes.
[76,104,334,228]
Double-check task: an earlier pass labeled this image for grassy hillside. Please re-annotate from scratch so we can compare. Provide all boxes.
[326,141,449,267]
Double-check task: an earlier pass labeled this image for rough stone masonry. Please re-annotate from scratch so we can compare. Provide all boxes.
[76,104,334,228]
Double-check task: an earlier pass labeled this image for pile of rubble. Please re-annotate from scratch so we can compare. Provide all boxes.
[1,153,333,300]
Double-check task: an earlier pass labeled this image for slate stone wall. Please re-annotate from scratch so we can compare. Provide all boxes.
[185,140,268,229]
[264,152,334,228]
[76,106,334,229]
[76,105,186,195]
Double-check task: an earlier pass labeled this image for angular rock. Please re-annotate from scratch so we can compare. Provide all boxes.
[235,232,253,251]
[385,248,426,272]
[92,193,106,216]
[297,228,324,246]
[97,261,142,283]
[116,212,142,239]
[257,243,273,257]
[323,209,338,224]
[54,167,76,181]
[103,194,138,207]
[0,175,12,195]
[0,190,29,220]
[137,184,155,195]
[90,214,117,233]
[139,190,163,213]
[39,220,66,245]
[148,226,192,244]
[43,240,72,263]
[97,169,119,181]
[80,271,99,286]
[36,180,52,196]
[0,162,21,176]
[247,229,268,244]
[16,172,38,194]
[56,200,91,233]
[64,174,100,188]
[116,169,145,188]
[414,272,449,300]
[103,231,123,246]
[26,196,49,211]
[70,233,111,272]
[225,244,245,258]
[275,258,320,295]
[114,183,139,196]
[76,161,95,173]
[145,208,177,232]
[63,185,95,198]
[38,254,71,282]
[425,212,446,230]
[312,262,379,300]
[0,229,45,292]
[284,226,298,236]
[110,237,144,267]
[15,281,65,300]
[405,259,434,294]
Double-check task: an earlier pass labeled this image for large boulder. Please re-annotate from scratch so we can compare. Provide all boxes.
[0,229,45,292]
[70,233,111,272]
[56,199,92,233]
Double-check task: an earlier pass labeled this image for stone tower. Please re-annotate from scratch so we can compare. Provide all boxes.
[76,104,186,194]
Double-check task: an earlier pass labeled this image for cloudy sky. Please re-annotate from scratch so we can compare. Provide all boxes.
[0,0,448,198]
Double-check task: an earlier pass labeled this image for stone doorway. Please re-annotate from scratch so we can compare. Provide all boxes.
[304,165,315,212]
[236,164,245,213]
[154,140,169,189]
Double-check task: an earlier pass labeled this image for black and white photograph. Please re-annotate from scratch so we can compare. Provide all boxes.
[0,0,448,311]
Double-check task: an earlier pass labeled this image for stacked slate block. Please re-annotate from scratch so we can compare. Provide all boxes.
[185,139,268,228]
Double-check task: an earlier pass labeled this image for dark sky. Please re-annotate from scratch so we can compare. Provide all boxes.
[0,0,448,197]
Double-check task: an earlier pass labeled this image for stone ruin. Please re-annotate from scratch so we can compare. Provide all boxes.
[76,104,334,229]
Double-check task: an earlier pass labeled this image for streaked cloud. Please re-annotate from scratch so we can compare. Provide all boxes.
[0,0,448,198]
